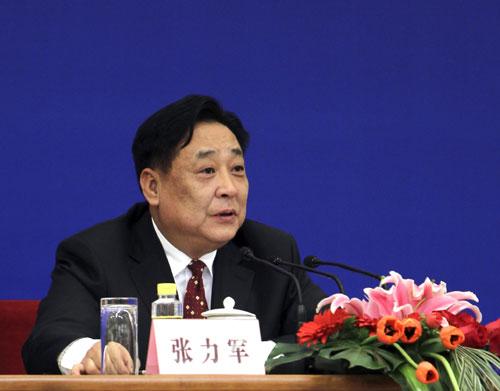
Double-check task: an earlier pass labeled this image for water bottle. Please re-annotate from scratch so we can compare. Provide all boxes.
[151,283,182,318]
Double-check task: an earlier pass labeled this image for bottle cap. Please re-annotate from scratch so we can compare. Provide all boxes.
[157,283,177,296]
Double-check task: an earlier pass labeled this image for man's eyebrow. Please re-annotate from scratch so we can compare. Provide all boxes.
[195,149,215,159]
[231,148,243,156]
[195,147,243,159]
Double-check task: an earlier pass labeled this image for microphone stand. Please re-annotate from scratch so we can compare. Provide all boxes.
[271,256,345,294]
[240,247,307,327]
[304,255,382,282]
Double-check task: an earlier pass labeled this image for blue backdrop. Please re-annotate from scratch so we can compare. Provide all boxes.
[1,1,498,322]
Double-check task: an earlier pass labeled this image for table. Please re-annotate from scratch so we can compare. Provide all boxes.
[0,374,399,391]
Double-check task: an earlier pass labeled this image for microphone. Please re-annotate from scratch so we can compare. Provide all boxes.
[304,255,383,282]
[240,247,307,326]
[271,256,344,294]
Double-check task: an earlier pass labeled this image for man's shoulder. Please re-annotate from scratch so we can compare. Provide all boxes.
[234,219,297,257]
[238,219,294,241]
[61,202,149,245]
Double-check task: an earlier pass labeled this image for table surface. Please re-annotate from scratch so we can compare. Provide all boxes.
[0,374,400,391]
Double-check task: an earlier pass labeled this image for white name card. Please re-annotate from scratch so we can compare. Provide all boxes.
[146,318,265,374]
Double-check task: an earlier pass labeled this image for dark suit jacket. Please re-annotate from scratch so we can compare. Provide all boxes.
[22,203,325,374]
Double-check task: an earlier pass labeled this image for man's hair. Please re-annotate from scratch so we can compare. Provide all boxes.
[132,94,249,180]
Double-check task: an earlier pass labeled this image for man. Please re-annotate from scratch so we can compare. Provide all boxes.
[23,95,325,374]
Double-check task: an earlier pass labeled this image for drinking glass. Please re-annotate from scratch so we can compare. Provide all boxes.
[100,297,138,374]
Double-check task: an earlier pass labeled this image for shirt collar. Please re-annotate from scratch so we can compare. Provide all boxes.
[151,218,216,277]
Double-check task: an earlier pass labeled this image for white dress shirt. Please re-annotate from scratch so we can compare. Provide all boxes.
[151,218,216,308]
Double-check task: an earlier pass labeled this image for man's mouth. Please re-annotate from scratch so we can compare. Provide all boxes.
[214,209,237,218]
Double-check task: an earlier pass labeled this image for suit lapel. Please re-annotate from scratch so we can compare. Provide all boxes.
[127,207,174,317]
[211,241,254,311]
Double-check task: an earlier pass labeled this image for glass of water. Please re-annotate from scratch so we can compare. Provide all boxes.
[100,297,138,374]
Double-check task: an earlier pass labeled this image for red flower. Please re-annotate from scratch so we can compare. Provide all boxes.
[376,316,404,344]
[407,312,421,321]
[425,312,444,329]
[462,323,488,348]
[440,310,471,326]
[415,361,439,384]
[356,315,378,332]
[297,321,326,346]
[441,310,488,348]
[297,308,351,346]
[330,307,352,325]
[486,318,500,356]
[400,318,423,344]
[440,326,465,350]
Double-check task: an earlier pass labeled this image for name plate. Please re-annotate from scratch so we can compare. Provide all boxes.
[146,318,265,374]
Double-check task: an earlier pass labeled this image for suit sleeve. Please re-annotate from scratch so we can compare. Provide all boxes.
[22,236,106,374]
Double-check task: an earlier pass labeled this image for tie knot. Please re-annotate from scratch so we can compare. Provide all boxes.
[188,260,205,276]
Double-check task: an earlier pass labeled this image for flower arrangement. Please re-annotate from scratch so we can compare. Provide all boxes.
[266,271,500,390]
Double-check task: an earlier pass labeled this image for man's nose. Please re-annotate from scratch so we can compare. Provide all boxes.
[215,170,238,198]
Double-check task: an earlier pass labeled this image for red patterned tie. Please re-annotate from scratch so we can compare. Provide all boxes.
[183,260,208,318]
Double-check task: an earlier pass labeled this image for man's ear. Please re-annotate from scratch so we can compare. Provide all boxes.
[140,168,160,206]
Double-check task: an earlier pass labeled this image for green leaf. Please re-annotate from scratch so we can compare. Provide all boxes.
[265,343,314,373]
[265,351,314,373]
[374,348,406,371]
[343,317,358,328]
[427,383,446,391]
[267,342,311,356]
[419,337,447,354]
[324,339,361,352]
[451,346,500,391]
[360,335,379,345]
[429,357,455,391]
[337,318,370,341]
[392,363,430,391]
[329,346,389,370]
[318,346,344,360]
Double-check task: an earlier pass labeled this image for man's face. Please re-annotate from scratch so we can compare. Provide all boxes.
[152,121,249,258]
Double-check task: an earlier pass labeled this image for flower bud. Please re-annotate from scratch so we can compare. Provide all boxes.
[415,361,439,384]
[440,326,465,350]
[400,318,422,344]
[376,316,404,344]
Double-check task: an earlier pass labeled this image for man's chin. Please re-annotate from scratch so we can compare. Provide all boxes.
[206,227,240,247]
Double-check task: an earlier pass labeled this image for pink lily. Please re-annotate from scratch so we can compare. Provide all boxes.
[316,271,482,322]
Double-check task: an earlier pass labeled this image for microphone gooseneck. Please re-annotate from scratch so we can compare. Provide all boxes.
[271,257,345,294]
[240,247,306,326]
[304,255,383,282]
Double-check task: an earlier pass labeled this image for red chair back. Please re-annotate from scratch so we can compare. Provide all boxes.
[0,300,40,374]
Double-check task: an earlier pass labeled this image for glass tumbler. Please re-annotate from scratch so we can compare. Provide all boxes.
[100,297,138,374]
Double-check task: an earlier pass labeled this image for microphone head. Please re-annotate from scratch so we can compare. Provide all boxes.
[303,255,319,268]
